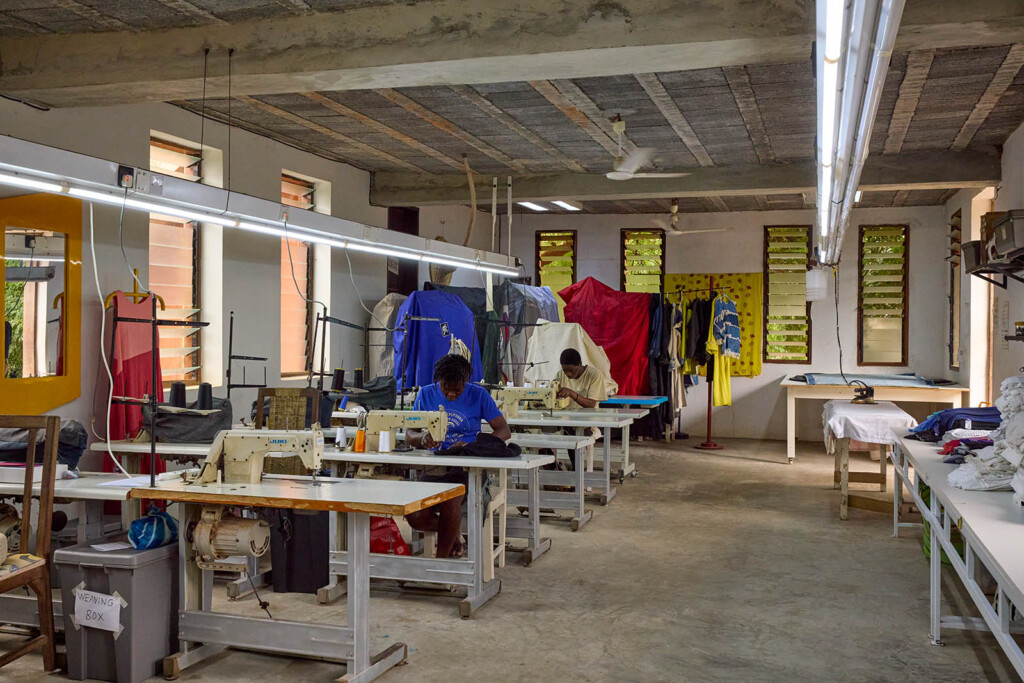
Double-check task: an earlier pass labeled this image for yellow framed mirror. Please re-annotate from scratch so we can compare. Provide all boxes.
[0,194,82,414]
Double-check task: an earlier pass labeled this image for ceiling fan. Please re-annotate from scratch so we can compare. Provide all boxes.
[654,199,735,236]
[606,115,692,181]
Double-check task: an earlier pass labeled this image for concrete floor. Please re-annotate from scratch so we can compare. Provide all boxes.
[3,438,1018,682]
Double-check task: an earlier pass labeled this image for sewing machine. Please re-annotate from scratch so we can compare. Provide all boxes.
[191,426,325,485]
[364,409,448,445]
[492,383,569,418]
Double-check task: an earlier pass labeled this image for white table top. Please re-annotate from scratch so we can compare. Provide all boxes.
[129,476,463,516]
[323,448,553,470]
[896,433,1024,608]
[509,433,595,449]
[507,413,634,428]
[823,400,917,445]
[0,472,135,501]
[782,378,968,391]
[518,407,648,419]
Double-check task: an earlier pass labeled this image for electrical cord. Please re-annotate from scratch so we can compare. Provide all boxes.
[343,247,398,332]
[88,202,145,482]
[282,217,328,318]
[116,186,149,294]
[833,265,849,386]
[247,571,273,619]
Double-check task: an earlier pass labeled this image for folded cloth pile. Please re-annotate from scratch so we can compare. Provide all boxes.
[910,407,1002,442]
[946,375,1024,494]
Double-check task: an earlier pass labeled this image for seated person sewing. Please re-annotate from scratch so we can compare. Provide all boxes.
[405,354,511,558]
[555,348,611,408]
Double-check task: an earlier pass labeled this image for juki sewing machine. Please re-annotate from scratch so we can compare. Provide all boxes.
[492,382,569,418]
[190,426,325,485]
[364,409,448,446]
[185,427,325,570]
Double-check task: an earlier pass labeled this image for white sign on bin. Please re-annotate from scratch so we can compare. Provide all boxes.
[72,583,125,637]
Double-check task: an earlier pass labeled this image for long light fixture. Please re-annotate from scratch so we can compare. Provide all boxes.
[551,200,582,212]
[0,158,520,277]
[517,201,549,212]
[815,0,905,264]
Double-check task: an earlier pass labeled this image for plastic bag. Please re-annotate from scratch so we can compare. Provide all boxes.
[129,505,178,550]
[369,516,408,555]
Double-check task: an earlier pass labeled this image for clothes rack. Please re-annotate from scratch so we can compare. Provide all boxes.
[106,287,209,486]
[226,310,267,401]
[669,277,725,450]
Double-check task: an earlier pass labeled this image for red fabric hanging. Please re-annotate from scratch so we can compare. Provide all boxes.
[559,278,651,395]
[102,293,167,512]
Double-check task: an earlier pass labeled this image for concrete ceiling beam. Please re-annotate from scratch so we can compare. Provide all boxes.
[370,151,1002,206]
[3,0,1023,108]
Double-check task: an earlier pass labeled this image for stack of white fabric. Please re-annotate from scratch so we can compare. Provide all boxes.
[949,375,1024,496]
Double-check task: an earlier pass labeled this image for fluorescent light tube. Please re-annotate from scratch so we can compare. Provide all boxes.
[517,201,549,212]
[422,255,467,268]
[824,0,844,60]
[551,200,581,211]
[0,171,64,194]
[476,264,520,276]
[820,60,839,161]
[346,241,421,259]
[854,190,863,202]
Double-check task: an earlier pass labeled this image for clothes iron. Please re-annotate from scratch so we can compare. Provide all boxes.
[850,380,876,405]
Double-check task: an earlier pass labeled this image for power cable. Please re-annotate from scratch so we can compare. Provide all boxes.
[833,265,849,385]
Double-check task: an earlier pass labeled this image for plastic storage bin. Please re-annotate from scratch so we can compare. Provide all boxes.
[54,536,178,683]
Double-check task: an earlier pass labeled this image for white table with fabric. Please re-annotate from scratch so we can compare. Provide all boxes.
[822,400,917,520]
[890,434,1024,678]
[783,377,967,463]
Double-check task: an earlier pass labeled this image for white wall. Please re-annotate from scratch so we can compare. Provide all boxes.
[508,205,951,440]
[0,99,453,453]
[992,122,1024,389]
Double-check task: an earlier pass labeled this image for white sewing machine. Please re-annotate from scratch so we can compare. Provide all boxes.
[364,409,448,444]
[492,383,569,418]
[191,426,325,485]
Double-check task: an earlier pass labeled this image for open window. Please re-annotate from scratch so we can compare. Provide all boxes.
[621,229,665,293]
[763,226,812,363]
[858,225,909,366]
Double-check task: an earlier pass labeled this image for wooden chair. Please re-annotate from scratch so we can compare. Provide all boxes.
[254,387,320,475]
[0,415,60,672]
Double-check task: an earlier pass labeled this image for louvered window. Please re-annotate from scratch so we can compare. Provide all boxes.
[149,137,202,384]
[282,174,316,210]
[763,226,811,363]
[621,229,665,293]
[859,225,908,366]
[536,231,576,292]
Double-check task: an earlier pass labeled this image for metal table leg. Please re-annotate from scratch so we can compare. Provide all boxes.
[929,493,943,646]
[518,466,552,565]
[319,461,348,604]
[460,469,502,617]
[599,427,616,505]
[571,446,593,532]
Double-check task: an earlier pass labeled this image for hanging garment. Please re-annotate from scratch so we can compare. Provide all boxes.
[523,320,619,396]
[367,293,407,380]
[494,282,559,385]
[480,311,504,385]
[712,294,741,359]
[392,291,483,389]
[424,283,490,363]
[107,292,165,439]
[705,310,731,407]
[669,305,686,410]
[559,278,651,396]
[666,273,763,378]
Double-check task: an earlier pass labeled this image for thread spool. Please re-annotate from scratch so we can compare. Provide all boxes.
[378,431,393,453]
[331,368,346,391]
[169,382,187,408]
[197,382,213,410]
[353,368,364,389]
[354,428,366,453]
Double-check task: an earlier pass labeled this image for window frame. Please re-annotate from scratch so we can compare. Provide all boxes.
[620,228,666,293]
[857,224,909,367]
[762,225,813,365]
[535,230,577,290]
[149,136,203,387]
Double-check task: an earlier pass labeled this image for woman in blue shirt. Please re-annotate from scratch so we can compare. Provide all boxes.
[406,354,511,557]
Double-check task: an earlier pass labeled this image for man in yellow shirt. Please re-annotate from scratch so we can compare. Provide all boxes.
[554,348,610,408]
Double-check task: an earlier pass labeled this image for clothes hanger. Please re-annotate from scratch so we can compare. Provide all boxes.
[103,269,165,310]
